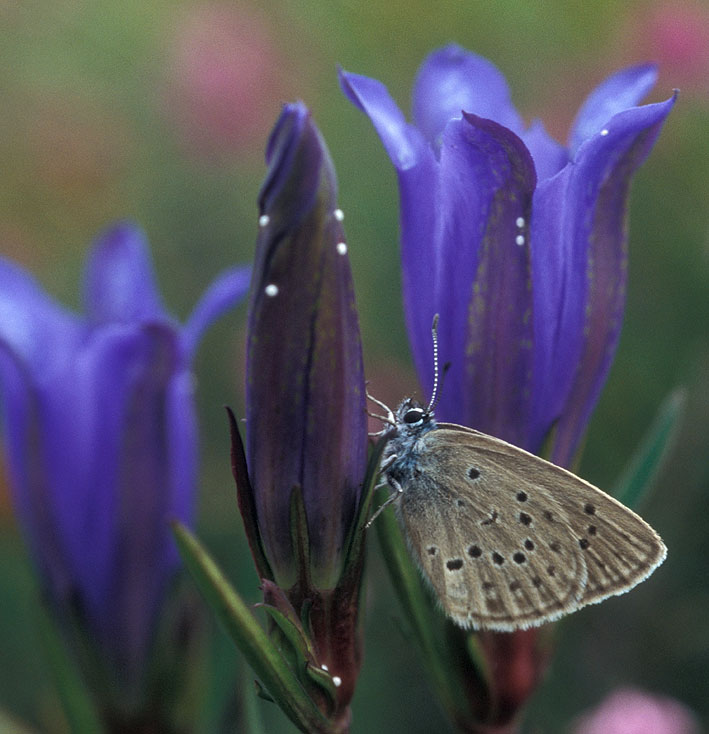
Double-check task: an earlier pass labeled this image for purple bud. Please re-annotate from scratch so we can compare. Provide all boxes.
[246,102,368,590]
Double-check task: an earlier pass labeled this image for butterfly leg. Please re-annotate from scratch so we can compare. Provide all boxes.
[366,390,396,427]
[365,474,404,528]
[379,453,397,471]
[368,427,391,438]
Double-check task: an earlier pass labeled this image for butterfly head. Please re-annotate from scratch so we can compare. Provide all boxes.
[394,398,437,438]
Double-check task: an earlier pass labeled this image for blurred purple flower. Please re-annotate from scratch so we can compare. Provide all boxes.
[574,688,700,734]
[0,222,250,686]
[236,102,367,719]
[340,45,675,467]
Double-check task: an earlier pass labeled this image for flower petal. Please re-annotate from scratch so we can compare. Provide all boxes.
[0,257,83,379]
[521,119,569,182]
[27,321,182,677]
[430,114,536,447]
[164,370,199,548]
[182,264,251,357]
[247,103,367,588]
[574,688,701,734]
[0,259,84,594]
[260,103,317,228]
[569,64,658,155]
[0,349,73,599]
[412,44,525,144]
[339,68,430,171]
[82,323,182,674]
[84,221,166,324]
[531,94,676,463]
[104,325,187,677]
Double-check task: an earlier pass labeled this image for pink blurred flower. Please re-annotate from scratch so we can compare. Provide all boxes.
[626,1,709,92]
[574,688,700,734]
[164,4,298,160]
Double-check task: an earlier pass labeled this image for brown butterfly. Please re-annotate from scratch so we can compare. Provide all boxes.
[368,319,666,631]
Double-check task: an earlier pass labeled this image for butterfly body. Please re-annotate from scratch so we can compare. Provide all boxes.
[380,398,667,632]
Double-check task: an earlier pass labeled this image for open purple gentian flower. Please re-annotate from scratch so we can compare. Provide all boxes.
[340,46,674,730]
[0,223,250,716]
[340,45,675,468]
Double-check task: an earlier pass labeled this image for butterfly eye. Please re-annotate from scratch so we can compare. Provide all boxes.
[403,408,424,424]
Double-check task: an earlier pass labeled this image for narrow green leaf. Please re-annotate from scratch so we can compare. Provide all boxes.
[172,523,331,734]
[239,667,267,734]
[373,490,464,719]
[464,633,493,692]
[613,389,686,508]
[35,602,104,734]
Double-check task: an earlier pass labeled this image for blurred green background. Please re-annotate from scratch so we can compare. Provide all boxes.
[1,0,708,732]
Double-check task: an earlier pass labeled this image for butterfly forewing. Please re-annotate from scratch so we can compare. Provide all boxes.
[541,465,667,606]
[395,424,666,631]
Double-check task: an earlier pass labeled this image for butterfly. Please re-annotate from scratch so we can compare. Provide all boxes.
[367,319,667,631]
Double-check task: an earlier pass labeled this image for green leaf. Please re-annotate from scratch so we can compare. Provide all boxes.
[172,523,332,734]
[239,668,268,734]
[613,388,686,508]
[373,488,465,720]
[35,601,104,734]
[464,633,493,693]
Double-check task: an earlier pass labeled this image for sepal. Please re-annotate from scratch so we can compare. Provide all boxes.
[172,522,332,733]
[228,408,273,580]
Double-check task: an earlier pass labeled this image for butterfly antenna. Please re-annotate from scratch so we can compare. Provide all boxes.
[426,314,441,414]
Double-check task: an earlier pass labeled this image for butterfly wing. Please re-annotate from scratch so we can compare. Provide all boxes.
[395,424,666,631]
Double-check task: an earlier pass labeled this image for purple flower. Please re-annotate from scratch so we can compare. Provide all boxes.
[0,222,250,687]
[340,45,675,466]
[245,102,368,592]
[235,102,368,719]
[574,688,700,734]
